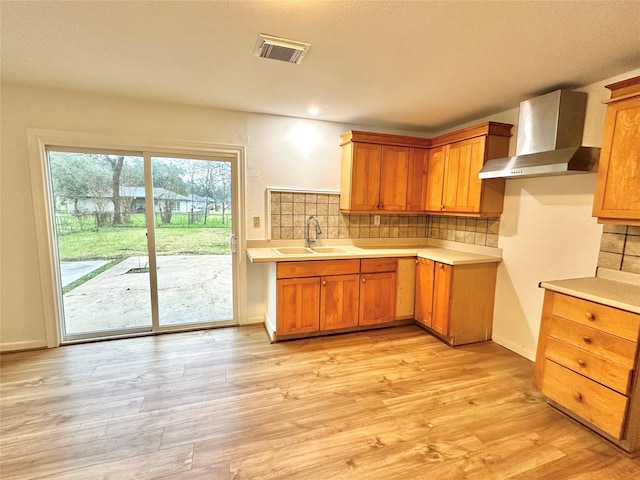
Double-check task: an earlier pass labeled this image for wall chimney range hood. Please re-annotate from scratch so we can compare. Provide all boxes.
[478,90,600,179]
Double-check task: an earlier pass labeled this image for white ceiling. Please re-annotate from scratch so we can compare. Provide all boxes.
[2,1,639,133]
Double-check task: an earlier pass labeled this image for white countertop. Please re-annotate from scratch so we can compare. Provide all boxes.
[246,240,502,266]
[540,269,640,314]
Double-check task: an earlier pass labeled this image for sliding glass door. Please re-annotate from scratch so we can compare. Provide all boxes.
[47,148,236,342]
[149,155,234,328]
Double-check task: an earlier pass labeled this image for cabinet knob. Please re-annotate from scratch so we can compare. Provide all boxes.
[583,336,592,345]
[573,392,583,402]
[585,312,595,321]
[321,280,327,287]
[361,278,366,284]
[577,359,586,368]
[416,259,419,265]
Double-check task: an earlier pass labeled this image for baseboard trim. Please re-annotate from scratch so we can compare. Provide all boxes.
[1,339,48,353]
[491,335,535,362]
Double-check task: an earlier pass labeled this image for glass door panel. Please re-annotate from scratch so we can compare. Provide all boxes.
[150,156,234,327]
[48,151,152,339]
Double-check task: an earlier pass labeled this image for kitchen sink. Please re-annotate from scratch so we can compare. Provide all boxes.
[311,247,347,254]
[273,247,315,255]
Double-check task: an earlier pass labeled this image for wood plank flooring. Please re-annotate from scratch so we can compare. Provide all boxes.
[1,325,639,479]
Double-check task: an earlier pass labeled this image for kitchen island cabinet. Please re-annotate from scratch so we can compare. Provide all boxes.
[415,258,498,346]
[534,277,640,454]
[592,75,640,225]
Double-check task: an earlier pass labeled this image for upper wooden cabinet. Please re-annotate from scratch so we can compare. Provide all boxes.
[340,123,512,216]
[406,148,429,211]
[340,131,430,213]
[428,123,512,216]
[592,76,640,226]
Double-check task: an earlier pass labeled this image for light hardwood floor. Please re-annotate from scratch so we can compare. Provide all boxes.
[1,325,639,479]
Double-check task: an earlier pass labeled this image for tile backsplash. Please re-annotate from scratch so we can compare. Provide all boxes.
[597,225,640,274]
[269,190,500,247]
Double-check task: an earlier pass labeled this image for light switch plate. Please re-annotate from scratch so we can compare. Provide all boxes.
[253,216,260,228]
[374,215,381,226]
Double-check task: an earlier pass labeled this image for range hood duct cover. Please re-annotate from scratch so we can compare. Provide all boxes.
[479,90,600,179]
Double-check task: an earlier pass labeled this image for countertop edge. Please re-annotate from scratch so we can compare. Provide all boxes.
[246,245,501,266]
[539,278,640,315]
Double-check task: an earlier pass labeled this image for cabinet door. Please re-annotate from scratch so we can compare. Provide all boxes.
[320,274,360,330]
[442,137,485,213]
[406,148,429,211]
[379,146,410,211]
[425,145,446,212]
[592,95,640,222]
[359,272,397,326]
[432,262,452,336]
[414,258,435,327]
[349,143,382,211]
[276,277,320,335]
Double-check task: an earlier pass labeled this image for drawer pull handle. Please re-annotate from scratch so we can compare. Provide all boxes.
[583,336,592,345]
[585,312,595,321]
[574,392,583,402]
[577,359,586,367]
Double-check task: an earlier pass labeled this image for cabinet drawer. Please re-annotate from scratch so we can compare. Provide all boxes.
[552,293,640,342]
[277,259,360,279]
[545,337,634,395]
[360,257,397,273]
[541,360,629,440]
[549,316,637,369]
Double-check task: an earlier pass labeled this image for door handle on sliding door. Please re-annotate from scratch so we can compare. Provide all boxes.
[230,234,237,254]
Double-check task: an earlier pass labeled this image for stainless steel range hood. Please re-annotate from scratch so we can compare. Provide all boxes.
[478,90,600,179]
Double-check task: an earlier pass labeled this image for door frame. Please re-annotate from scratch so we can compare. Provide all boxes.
[28,129,246,347]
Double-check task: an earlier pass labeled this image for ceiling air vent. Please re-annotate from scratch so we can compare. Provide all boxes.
[254,34,310,64]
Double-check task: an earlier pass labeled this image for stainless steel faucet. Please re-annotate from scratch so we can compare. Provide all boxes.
[305,216,322,248]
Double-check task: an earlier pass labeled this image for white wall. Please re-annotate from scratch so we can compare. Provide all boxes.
[3,68,639,353]
[464,69,640,360]
[0,82,426,350]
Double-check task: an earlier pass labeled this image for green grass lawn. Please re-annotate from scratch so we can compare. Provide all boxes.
[57,225,232,261]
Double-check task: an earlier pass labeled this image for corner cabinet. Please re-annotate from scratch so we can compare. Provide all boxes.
[340,131,430,213]
[427,123,512,216]
[534,288,640,453]
[592,75,640,226]
[414,258,498,346]
[340,122,512,217]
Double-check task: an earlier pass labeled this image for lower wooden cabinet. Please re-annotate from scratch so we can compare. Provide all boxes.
[276,277,320,335]
[534,290,640,453]
[276,259,360,336]
[359,258,397,326]
[415,259,497,345]
[273,258,399,337]
[320,274,360,330]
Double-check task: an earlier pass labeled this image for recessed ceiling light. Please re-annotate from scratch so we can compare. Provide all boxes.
[308,107,320,116]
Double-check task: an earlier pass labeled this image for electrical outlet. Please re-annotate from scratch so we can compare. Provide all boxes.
[374,215,381,226]
[253,216,260,228]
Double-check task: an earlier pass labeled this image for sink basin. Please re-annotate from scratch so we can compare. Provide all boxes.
[273,247,314,255]
[311,247,347,254]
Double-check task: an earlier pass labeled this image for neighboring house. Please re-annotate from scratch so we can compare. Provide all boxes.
[64,187,206,214]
